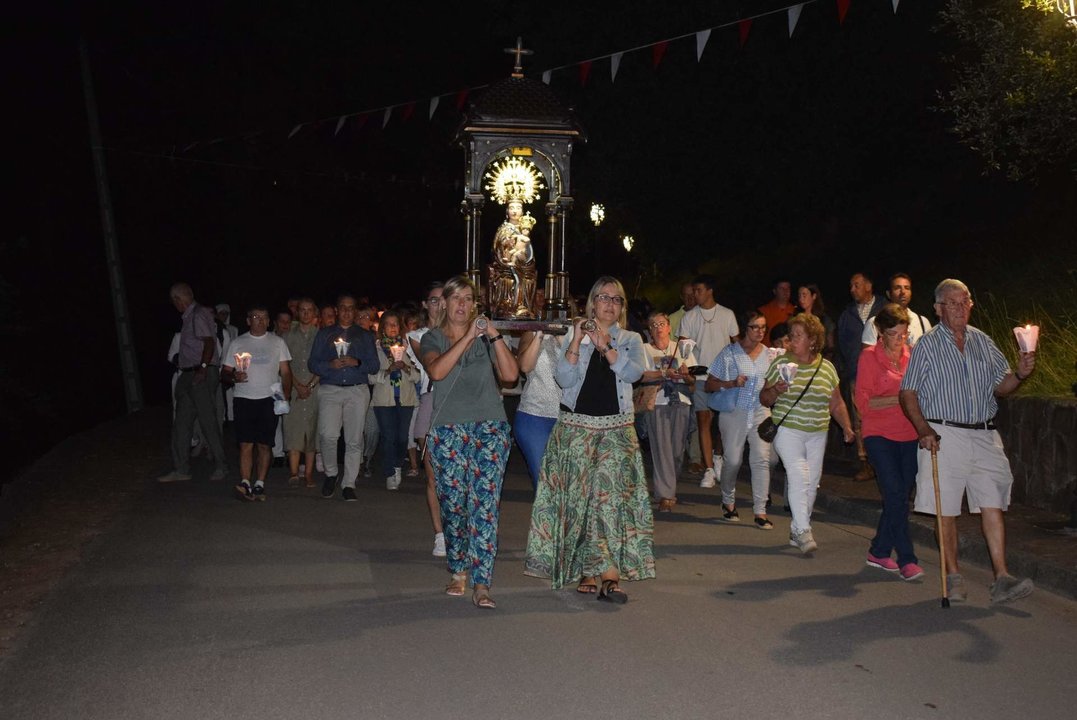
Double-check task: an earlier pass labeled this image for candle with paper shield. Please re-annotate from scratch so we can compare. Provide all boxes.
[1013,324,1039,353]
[778,362,799,384]
[234,352,252,373]
[389,344,405,363]
[333,337,350,358]
[766,347,784,363]
[678,338,696,360]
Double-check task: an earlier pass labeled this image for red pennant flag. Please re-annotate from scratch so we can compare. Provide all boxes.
[652,41,668,69]
[837,0,851,24]
[579,60,592,87]
[738,19,753,47]
[455,89,469,111]
[352,113,369,134]
[400,101,416,122]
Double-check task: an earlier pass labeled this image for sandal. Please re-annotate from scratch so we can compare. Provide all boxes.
[288,475,300,487]
[406,467,420,478]
[445,572,467,597]
[576,578,598,594]
[721,505,740,522]
[657,498,676,512]
[472,586,496,609]
[597,579,628,604]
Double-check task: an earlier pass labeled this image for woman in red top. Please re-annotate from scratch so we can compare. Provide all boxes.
[855,304,924,581]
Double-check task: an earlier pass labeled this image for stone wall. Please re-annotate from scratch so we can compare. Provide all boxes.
[996,396,1077,515]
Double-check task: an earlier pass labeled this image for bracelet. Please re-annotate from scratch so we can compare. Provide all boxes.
[489,334,504,344]
[566,350,580,358]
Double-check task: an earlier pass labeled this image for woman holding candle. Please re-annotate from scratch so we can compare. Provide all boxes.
[641,311,696,512]
[855,303,924,580]
[760,313,854,553]
[524,276,655,602]
[704,310,774,528]
[514,327,565,490]
[419,276,518,609]
[370,310,422,491]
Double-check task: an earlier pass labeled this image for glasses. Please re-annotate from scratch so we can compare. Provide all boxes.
[426,297,442,305]
[248,315,269,322]
[649,320,669,328]
[940,298,973,310]
[883,328,908,339]
[747,323,767,331]
[595,294,625,306]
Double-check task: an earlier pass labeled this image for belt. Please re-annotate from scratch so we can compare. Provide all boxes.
[925,418,996,431]
[324,382,364,387]
[180,365,217,372]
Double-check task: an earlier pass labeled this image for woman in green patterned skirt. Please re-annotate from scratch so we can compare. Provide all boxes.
[524,276,655,602]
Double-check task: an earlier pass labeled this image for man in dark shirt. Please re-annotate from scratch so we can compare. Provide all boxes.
[837,272,886,482]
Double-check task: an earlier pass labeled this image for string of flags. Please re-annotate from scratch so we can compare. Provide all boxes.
[175,0,901,154]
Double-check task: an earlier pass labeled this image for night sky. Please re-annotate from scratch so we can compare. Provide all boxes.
[6,1,1076,481]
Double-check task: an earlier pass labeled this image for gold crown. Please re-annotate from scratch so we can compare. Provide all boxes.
[518,212,537,231]
[484,156,545,205]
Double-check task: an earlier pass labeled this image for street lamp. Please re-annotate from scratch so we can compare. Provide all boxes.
[1059,1,1077,27]
[621,234,635,252]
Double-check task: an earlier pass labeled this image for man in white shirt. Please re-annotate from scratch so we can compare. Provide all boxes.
[862,273,933,347]
[222,306,293,501]
[678,274,739,488]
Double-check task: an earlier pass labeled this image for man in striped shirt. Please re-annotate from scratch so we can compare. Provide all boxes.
[899,279,1036,605]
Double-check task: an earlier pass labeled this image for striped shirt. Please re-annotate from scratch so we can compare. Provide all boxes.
[709,342,771,417]
[900,323,1010,424]
[765,355,840,433]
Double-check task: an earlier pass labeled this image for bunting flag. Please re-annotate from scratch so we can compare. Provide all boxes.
[611,52,623,82]
[542,70,551,84]
[455,89,469,111]
[789,4,804,37]
[382,107,392,128]
[579,60,592,87]
[696,29,711,61]
[334,116,347,135]
[288,123,304,139]
[353,113,369,134]
[892,0,900,12]
[428,96,440,119]
[738,19,753,47]
[838,0,851,25]
[652,40,668,69]
[400,101,416,122]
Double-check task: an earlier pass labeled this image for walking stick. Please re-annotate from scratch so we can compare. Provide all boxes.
[930,443,950,609]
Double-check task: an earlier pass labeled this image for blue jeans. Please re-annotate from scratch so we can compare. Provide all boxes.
[864,435,919,566]
[373,404,414,478]
[513,411,557,490]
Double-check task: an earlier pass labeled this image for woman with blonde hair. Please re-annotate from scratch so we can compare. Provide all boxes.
[419,276,518,609]
[525,276,655,602]
[370,310,422,491]
[760,312,854,553]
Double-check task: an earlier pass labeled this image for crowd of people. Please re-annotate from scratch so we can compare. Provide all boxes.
[158,269,1038,609]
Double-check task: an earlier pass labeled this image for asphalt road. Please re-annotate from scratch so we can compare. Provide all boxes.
[2,452,1074,720]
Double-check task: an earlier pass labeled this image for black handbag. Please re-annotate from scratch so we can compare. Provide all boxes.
[758,358,822,442]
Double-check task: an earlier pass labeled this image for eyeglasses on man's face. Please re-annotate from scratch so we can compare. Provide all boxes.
[595,294,625,306]
[747,323,767,331]
[649,319,669,328]
[939,298,973,310]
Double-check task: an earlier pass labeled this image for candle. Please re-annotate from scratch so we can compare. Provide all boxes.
[234,352,251,373]
[766,346,784,362]
[333,337,350,358]
[778,362,799,384]
[389,344,405,362]
[678,338,696,360]
[1012,324,1039,353]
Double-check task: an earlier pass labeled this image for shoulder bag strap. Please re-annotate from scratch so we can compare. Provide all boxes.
[775,356,823,428]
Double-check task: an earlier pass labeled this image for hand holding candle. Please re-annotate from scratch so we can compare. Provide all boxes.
[1013,324,1039,354]
[234,352,251,374]
[778,362,799,384]
[389,344,405,363]
[333,337,350,358]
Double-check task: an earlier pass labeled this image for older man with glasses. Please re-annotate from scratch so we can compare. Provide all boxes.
[900,278,1036,604]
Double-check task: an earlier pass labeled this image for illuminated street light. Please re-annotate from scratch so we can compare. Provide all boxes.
[590,203,606,226]
[621,234,635,252]
[1058,0,1077,28]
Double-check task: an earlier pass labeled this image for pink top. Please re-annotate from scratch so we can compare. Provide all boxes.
[855,342,917,442]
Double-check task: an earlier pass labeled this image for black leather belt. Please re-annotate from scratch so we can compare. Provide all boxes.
[925,418,996,431]
[325,382,364,387]
[180,365,217,372]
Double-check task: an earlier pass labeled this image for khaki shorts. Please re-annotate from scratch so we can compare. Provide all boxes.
[913,422,1013,516]
[692,384,712,412]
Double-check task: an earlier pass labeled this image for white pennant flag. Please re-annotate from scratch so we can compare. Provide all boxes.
[892,0,900,12]
[788,4,804,38]
[288,123,303,139]
[696,29,711,61]
[542,70,551,84]
[334,116,346,135]
[429,96,440,119]
[383,107,392,128]
[610,52,623,82]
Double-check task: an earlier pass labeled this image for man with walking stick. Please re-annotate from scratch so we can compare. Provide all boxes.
[899,279,1036,605]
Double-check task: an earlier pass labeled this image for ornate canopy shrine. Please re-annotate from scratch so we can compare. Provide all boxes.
[454,40,585,322]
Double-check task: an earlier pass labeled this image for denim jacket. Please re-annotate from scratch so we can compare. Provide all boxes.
[555,323,646,414]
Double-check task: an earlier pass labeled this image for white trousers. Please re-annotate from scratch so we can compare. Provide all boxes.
[772,426,827,534]
[718,407,773,515]
[317,384,368,488]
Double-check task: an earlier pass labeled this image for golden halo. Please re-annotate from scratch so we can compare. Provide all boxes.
[484,156,545,205]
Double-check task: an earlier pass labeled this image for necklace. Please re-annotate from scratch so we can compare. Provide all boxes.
[699,305,719,324]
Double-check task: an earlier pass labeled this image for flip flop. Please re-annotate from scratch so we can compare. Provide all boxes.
[576,579,598,594]
[597,579,628,604]
[472,587,496,609]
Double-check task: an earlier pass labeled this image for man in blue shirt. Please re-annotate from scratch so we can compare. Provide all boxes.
[838,272,886,482]
[309,294,379,501]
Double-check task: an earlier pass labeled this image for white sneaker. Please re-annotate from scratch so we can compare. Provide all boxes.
[386,467,402,491]
[700,468,717,488]
[315,453,325,473]
[712,454,724,477]
[789,529,818,554]
[432,532,446,557]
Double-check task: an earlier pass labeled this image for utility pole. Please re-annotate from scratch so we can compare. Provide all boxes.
[79,36,144,412]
